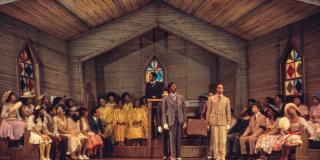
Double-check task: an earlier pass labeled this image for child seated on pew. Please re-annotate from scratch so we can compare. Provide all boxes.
[27,105,52,160]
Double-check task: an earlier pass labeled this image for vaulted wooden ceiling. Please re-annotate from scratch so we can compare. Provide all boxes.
[0,0,319,40]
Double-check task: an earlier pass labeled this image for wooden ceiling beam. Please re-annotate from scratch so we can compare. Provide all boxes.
[53,0,92,28]
[223,0,271,30]
[0,0,19,6]
[297,0,320,6]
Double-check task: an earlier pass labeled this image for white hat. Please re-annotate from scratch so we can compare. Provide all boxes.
[20,91,35,98]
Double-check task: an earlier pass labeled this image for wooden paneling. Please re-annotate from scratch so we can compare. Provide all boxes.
[0,0,151,39]
[94,29,220,100]
[56,0,151,27]
[0,13,70,99]
[69,3,247,107]
[164,0,320,40]
[247,14,320,106]
[218,57,236,110]
[0,0,89,39]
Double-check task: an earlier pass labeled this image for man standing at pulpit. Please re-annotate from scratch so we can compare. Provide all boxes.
[206,83,231,160]
[146,72,163,99]
[162,82,187,160]
[146,72,163,138]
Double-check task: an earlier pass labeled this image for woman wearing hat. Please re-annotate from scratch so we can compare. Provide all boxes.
[255,105,281,159]
[27,105,52,160]
[308,92,320,140]
[274,103,308,160]
[20,91,36,120]
[0,91,25,146]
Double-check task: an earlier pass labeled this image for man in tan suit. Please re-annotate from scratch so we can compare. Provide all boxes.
[239,104,266,160]
[206,83,231,160]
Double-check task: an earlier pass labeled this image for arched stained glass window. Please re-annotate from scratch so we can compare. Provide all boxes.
[145,56,164,83]
[283,48,303,101]
[17,45,36,96]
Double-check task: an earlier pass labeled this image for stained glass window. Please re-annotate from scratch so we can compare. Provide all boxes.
[145,57,164,83]
[18,46,36,96]
[284,49,303,98]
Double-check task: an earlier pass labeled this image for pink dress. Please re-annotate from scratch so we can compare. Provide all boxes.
[0,103,25,140]
[80,118,103,149]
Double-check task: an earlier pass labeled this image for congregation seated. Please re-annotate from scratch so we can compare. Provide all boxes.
[27,105,52,160]
[307,93,320,140]
[255,105,281,159]
[113,99,128,146]
[227,105,251,159]
[239,104,266,160]
[126,99,148,146]
[273,103,308,160]
[0,91,25,147]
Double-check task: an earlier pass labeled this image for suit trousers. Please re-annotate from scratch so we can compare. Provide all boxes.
[169,117,183,158]
[211,125,227,160]
[162,129,170,157]
[239,135,259,155]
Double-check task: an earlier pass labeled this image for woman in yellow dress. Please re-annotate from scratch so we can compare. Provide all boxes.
[122,92,133,111]
[106,92,117,109]
[140,96,149,139]
[127,99,148,145]
[97,97,114,137]
[113,99,128,145]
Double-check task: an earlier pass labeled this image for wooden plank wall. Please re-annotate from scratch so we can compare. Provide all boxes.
[0,13,70,98]
[247,14,320,106]
[70,2,247,108]
[94,29,219,100]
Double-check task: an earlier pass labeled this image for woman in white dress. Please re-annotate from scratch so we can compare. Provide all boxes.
[27,105,52,160]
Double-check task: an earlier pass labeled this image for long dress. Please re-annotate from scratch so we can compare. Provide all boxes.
[80,117,103,150]
[113,108,128,142]
[53,116,83,153]
[126,108,148,139]
[97,105,114,137]
[27,115,52,144]
[255,118,281,154]
[273,117,308,151]
[141,104,149,138]
[0,102,25,140]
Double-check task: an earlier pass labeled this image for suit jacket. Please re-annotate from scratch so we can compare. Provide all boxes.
[89,116,104,134]
[242,112,266,137]
[162,93,187,126]
[146,81,163,99]
[206,94,231,126]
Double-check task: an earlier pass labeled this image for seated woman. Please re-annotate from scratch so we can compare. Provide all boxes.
[20,91,35,121]
[53,104,86,160]
[0,91,25,147]
[113,99,128,146]
[27,105,52,160]
[274,103,308,160]
[308,93,320,140]
[67,108,88,160]
[126,99,148,146]
[255,105,281,159]
[78,108,103,158]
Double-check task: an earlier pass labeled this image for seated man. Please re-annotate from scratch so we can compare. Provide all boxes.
[239,104,266,160]
[227,106,251,159]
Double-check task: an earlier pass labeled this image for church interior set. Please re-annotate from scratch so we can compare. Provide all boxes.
[0,0,320,160]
